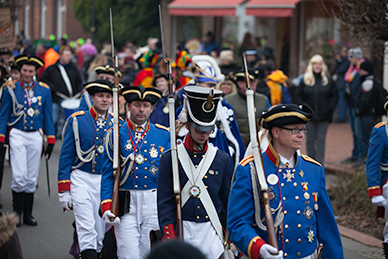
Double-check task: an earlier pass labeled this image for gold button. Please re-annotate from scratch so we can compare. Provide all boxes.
[135,167,139,170]
[96,137,99,140]
[31,120,33,123]
[205,216,209,219]
[284,210,287,215]
[144,167,148,170]
[281,183,285,187]
[284,253,288,257]
[195,165,198,168]
[252,240,256,244]
[298,224,301,228]
[104,129,107,132]
[167,237,170,240]
[285,224,289,229]
[96,129,99,132]
[283,197,286,201]
[166,231,169,235]
[135,185,138,188]
[24,101,27,104]
[92,170,95,172]
[30,126,33,129]
[205,186,208,189]
[62,181,66,183]
[135,176,138,179]
[295,196,299,200]
[144,149,147,153]
[165,226,169,230]
[292,169,296,173]
[144,176,147,179]
[204,176,208,179]
[197,206,200,210]
[285,239,289,243]
[135,149,138,152]
[95,154,98,156]
[94,162,97,164]
[297,210,301,215]
[197,196,200,200]
[202,155,205,158]
[144,141,147,144]
[24,108,26,110]
[144,185,147,188]
[297,252,301,256]
[298,238,301,243]
[293,182,297,187]
[196,216,200,219]
[194,155,197,158]
[24,120,27,123]
[145,158,148,161]
[279,169,282,173]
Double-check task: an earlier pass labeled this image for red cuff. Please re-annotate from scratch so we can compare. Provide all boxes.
[368,186,382,198]
[0,134,4,143]
[58,180,71,192]
[47,135,56,144]
[248,236,266,259]
[101,200,112,214]
[162,224,176,241]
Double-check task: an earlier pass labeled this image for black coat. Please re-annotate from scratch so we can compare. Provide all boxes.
[40,61,83,103]
[295,73,338,122]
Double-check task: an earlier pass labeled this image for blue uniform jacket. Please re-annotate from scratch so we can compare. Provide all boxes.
[100,119,170,213]
[228,144,343,259]
[0,80,55,144]
[57,107,115,192]
[366,122,388,199]
[149,95,169,127]
[157,136,233,238]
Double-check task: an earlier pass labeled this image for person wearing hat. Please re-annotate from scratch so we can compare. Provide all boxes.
[0,54,55,227]
[365,100,388,258]
[228,103,344,259]
[100,86,170,259]
[149,72,170,127]
[224,68,270,149]
[133,50,161,88]
[0,48,12,64]
[157,86,233,258]
[40,46,83,136]
[8,58,21,82]
[58,79,117,258]
[78,64,123,112]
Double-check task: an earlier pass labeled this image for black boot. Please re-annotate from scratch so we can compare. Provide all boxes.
[23,192,37,226]
[383,242,388,259]
[79,249,98,259]
[12,190,24,227]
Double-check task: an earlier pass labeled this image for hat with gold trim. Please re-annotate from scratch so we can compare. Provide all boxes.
[234,68,259,82]
[121,86,162,105]
[14,54,44,69]
[94,65,123,78]
[179,86,223,132]
[84,79,113,95]
[259,103,314,129]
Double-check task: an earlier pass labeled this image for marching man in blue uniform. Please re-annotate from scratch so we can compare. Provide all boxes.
[365,101,388,258]
[228,103,343,259]
[58,79,116,258]
[100,86,170,259]
[0,54,55,227]
[158,86,233,258]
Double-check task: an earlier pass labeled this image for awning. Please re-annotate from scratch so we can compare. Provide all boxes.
[245,0,301,17]
[168,0,244,16]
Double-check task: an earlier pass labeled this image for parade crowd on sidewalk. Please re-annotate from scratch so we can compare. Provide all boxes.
[0,30,386,259]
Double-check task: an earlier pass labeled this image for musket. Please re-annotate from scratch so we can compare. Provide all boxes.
[45,154,50,198]
[159,4,183,239]
[109,8,122,220]
[243,52,278,251]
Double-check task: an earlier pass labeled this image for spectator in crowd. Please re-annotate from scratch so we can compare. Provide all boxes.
[342,47,364,165]
[174,50,192,91]
[265,61,292,106]
[149,72,170,127]
[21,39,35,56]
[40,46,83,136]
[295,54,338,164]
[219,49,237,75]
[216,72,237,96]
[86,54,109,82]
[334,46,350,123]
[0,48,12,64]
[255,66,271,100]
[0,211,23,259]
[8,58,21,82]
[200,31,221,57]
[239,32,255,56]
[355,59,379,162]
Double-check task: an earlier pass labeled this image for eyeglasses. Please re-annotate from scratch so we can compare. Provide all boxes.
[279,126,308,134]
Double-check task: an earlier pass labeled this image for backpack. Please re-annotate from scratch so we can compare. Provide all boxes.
[373,80,388,116]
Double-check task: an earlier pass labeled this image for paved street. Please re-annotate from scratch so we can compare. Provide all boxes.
[0,137,385,259]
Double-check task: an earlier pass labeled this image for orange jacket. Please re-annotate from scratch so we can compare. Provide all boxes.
[266,70,288,106]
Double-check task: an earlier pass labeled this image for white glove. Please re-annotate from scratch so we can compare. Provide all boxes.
[102,210,120,226]
[259,244,284,259]
[59,191,72,211]
[371,195,387,207]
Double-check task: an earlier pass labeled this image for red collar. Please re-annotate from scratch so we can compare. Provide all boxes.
[265,142,280,167]
[183,134,208,153]
[126,117,150,132]
[20,80,35,89]
[89,106,108,120]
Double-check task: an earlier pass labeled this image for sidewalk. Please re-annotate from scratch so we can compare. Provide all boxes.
[301,122,383,249]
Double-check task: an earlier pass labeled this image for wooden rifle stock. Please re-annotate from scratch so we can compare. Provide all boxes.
[243,53,278,250]
[109,9,121,220]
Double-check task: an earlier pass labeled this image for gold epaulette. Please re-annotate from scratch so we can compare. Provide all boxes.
[38,81,50,89]
[240,154,254,166]
[71,111,85,118]
[375,121,387,129]
[301,154,322,167]
[155,123,170,132]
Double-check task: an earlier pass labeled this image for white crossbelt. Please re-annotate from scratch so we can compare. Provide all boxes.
[57,64,73,97]
[178,144,223,241]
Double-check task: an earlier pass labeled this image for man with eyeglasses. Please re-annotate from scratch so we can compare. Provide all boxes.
[157,86,233,258]
[228,103,344,259]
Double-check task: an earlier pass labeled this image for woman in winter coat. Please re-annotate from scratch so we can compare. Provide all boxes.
[295,54,338,164]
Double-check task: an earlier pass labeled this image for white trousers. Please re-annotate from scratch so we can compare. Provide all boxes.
[115,189,159,259]
[71,169,105,253]
[382,182,388,243]
[183,220,224,259]
[9,128,43,193]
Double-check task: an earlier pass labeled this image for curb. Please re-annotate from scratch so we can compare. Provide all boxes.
[338,224,383,248]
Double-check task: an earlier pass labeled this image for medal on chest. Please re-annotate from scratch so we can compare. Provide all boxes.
[190,185,201,197]
[97,145,104,154]
[135,153,145,164]
[27,107,34,117]
[162,106,169,114]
